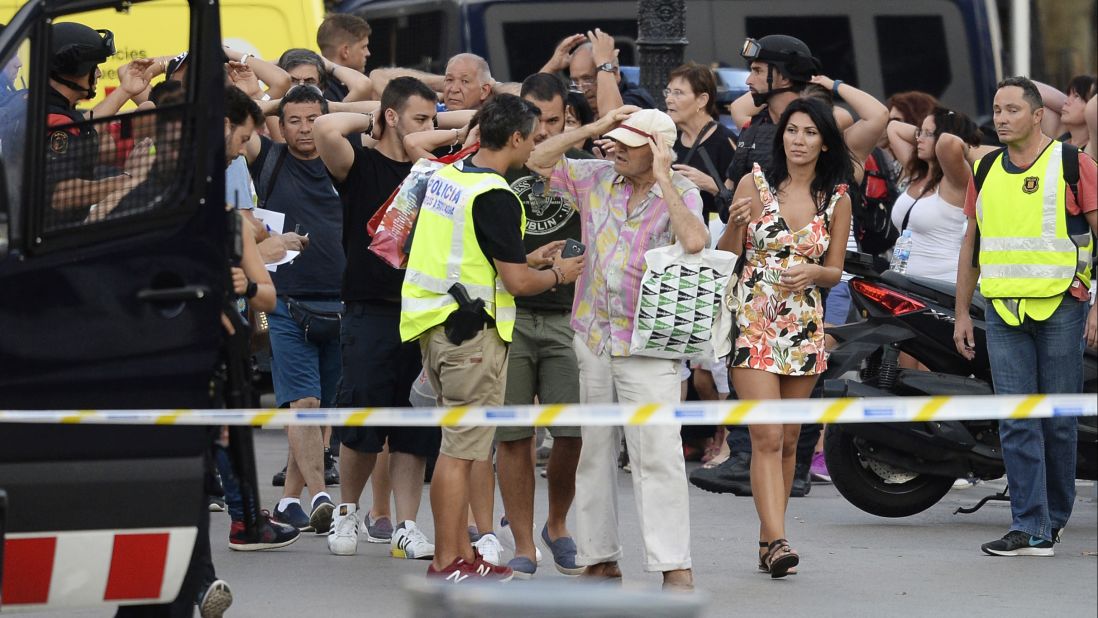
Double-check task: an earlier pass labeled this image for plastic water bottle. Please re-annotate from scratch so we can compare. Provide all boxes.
[890,230,912,274]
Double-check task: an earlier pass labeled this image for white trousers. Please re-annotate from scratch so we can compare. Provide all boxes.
[573,335,692,571]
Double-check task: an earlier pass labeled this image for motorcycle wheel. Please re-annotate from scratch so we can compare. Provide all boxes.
[824,425,954,518]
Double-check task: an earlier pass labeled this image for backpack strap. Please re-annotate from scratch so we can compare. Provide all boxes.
[257,143,289,210]
[1062,142,1080,205]
[970,147,1005,268]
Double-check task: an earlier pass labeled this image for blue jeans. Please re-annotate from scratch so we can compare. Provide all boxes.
[214,445,246,522]
[267,297,342,407]
[985,296,1086,541]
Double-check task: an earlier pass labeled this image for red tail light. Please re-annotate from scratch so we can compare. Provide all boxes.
[850,279,926,316]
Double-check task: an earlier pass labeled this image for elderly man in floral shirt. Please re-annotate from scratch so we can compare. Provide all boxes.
[528,105,708,590]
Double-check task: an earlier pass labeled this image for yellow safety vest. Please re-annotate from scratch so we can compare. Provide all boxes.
[974,141,1093,325]
[400,162,524,342]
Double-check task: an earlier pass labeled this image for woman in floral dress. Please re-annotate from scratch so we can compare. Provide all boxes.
[717,97,852,578]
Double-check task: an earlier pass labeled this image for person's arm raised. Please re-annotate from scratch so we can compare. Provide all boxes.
[813,76,888,164]
[1034,80,1067,139]
[369,67,445,97]
[588,29,624,118]
[403,127,468,161]
[651,137,708,254]
[1085,93,1097,162]
[528,104,639,176]
[729,92,762,128]
[887,120,918,171]
[224,47,291,98]
[321,56,375,102]
[540,33,586,74]
[935,132,975,205]
[314,112,373,182]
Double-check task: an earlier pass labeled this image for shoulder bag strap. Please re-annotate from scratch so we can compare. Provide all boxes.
[258,145,289,209]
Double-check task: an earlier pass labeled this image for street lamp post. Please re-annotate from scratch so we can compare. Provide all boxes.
[637,0,687,109]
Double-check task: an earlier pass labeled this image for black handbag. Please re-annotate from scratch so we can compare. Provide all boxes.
[285,298,342,344]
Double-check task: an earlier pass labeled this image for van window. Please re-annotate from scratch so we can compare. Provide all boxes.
[875,15,951,99]
[27,2,198,249]
[364,11,447,74]
[744,16,858,86]
[0,36,29,253]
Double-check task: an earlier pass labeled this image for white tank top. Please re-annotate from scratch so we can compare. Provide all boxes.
[890,188,966,283]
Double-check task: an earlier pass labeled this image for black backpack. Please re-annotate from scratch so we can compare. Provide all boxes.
[849,147,901,255]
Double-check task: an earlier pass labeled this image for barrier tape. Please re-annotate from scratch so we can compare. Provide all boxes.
[0,395,1094,428]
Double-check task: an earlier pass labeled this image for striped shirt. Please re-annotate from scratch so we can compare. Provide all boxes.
[548,157,704,356]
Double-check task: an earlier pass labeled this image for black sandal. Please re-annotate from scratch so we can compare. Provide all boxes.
[763,539,799,579]
[758,541,769,572]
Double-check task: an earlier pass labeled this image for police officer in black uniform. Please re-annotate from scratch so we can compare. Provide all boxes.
[724,35,822,211]
[45,22,118,225]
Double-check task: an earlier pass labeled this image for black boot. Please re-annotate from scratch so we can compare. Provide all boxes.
[689,452,752,495]
[323,447,340,486]
[790,459,812,497]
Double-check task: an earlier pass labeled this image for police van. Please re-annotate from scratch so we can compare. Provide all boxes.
[338,0,1003,121]
[0,0,248,612]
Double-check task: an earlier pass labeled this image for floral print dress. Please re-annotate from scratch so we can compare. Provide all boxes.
[730,164,847,376]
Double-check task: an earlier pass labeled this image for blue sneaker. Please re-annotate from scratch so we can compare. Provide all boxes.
[507,556,537,580]
[310,495,336,535]
[541,525,583,575]
[272,501,312,532]
[981,530,1054,557]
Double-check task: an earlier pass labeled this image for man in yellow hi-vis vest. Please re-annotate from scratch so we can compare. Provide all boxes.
[955,76,1098,558]
[400,94,584,582]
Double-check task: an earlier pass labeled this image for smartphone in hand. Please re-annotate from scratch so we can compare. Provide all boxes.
[561,238,586,258]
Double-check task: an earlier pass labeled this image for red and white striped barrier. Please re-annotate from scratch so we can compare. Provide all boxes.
[2,527,196,609]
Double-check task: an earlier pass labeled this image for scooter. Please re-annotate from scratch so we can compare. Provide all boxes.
[818,252,1098,518]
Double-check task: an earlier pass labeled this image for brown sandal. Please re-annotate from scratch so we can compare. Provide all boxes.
[763,539,799,579]
[759,541,798,575]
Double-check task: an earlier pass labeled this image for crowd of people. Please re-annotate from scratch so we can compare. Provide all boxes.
[32,13,1098,617]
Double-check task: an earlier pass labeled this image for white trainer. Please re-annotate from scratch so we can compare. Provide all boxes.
[497,517,542,563]
[472,532,504,566]
[327,503,360,556]
[391,520,435,560]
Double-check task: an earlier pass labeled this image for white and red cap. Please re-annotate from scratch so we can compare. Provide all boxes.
[604,109,677,148]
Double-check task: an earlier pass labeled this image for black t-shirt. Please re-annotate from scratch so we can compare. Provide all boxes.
[250,137,345,297]
[45,87,98,226]
[505,148,591,311]
[620,80,658,109]
[324,79,350,104]
[673,122,737,222]
[459,158,527,266]
[727,111,777,188]
[332,145,412,304]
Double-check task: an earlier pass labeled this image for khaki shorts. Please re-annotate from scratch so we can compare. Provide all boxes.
[420,324,508,461]
[498,309,580,442]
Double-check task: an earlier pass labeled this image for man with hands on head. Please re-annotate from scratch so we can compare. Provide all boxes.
[554,29,657,120]
[527,104,706,590]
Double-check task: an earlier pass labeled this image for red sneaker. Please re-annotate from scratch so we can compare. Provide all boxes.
[427,556,514,583]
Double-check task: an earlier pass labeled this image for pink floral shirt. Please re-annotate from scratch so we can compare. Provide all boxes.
[548,157,704,356]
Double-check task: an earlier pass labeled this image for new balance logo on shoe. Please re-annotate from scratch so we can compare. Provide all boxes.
[475,563,492,577]
[445,571,470,584]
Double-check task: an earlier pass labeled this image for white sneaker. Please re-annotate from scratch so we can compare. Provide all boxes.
[497,517,542,563]
[391,520,435,559]
[327,503,360,556]
[472,532,503,566]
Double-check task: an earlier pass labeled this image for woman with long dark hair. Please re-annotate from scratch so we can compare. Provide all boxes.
[717,97,852,578]
[887,106,982,282]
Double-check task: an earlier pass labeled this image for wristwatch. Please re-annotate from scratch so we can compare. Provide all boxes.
[596,62,615,73]
[245,280,258,299]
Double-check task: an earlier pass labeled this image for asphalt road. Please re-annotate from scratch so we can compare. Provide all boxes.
[21,428,1098,617]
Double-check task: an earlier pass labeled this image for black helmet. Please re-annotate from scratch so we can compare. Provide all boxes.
[741,35,820,83]
[50,22,114,76]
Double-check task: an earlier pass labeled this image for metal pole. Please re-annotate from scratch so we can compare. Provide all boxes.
[1011,0,1030,76]
[637,0,687,110]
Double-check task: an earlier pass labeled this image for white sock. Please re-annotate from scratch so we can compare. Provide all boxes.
[278,497,300,511]
[312,491,331,508]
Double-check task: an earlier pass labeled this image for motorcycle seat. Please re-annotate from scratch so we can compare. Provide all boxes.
[881,271,986,317]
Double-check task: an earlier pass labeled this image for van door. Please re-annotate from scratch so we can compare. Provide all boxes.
[0,0,228,610]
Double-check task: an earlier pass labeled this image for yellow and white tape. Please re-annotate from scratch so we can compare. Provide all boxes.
[0,394,1093,427]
